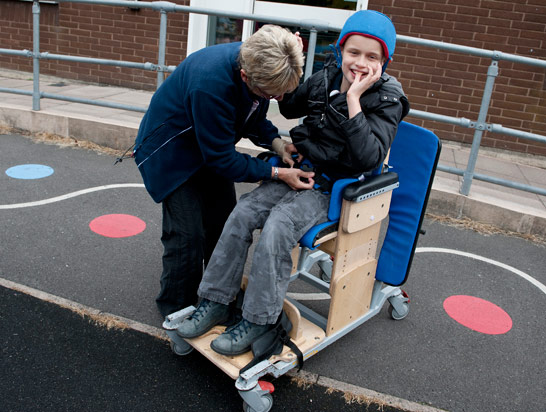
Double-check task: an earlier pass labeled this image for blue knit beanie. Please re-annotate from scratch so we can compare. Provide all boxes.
[333,10,396,73]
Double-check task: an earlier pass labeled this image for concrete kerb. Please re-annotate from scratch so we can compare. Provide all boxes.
[1,102,545,240]
[0,277,168,341]
[427,186,546,239]
[0,104,138,151]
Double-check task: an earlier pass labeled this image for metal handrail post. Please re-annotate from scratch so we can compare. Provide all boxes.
[460,57,499,196]
[156,8,168,88]
[32,0,41,111]
[297,27,318,126]
[303,28,318,81]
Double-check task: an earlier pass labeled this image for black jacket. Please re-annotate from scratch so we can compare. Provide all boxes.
[279,57,410,177]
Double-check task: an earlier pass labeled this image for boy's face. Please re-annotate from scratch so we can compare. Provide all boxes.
[340,35,385,93]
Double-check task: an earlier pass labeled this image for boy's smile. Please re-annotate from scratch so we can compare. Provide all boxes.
[340,35,385,93]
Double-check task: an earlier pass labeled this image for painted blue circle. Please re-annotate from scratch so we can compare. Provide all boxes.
[5,164,54,179]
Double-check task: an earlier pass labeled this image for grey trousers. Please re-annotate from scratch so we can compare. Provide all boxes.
[198,181,330,325]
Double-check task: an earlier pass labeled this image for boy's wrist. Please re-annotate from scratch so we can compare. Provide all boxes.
[346,94,362,118]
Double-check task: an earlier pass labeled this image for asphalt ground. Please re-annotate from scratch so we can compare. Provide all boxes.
[1,132,545,412]
[2,286,407,412]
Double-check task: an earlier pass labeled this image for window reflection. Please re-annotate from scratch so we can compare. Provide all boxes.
[210,4,349,75]
[209,17,243,45]
[263,0,356,11]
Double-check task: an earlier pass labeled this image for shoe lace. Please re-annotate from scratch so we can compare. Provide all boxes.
[189,299,211,321]
[225,319,251,341]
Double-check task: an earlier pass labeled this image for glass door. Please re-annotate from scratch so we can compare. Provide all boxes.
[187,0,254,55]
[188,0,368,73]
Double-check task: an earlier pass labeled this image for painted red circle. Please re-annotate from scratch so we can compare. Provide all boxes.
[89,214,146,238]
[443,295,512,335]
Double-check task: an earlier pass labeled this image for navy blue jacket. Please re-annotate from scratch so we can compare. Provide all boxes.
[134,42,278,202]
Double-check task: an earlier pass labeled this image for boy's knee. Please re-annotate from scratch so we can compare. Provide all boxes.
[260,213,297,250]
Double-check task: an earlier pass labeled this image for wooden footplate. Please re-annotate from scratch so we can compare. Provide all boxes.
[184,300,325,380]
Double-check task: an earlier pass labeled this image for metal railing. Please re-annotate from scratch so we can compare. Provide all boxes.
[0,0,545,197]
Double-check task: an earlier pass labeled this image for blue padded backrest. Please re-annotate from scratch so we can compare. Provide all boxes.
[376,121,440,286]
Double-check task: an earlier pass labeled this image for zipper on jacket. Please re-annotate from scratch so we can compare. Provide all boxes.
[134,122,166,154]
[318,68,330,129]
[136,126,192,168]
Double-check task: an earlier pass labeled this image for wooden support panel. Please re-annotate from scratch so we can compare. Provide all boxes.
[325,259,377,336]
[331,223,381,280]
[291,246,300,274]
[341,191,392,233]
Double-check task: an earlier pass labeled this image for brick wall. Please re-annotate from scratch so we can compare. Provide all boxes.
[1,0,545,156]
[369,0,546,156]
[0,0,189,89]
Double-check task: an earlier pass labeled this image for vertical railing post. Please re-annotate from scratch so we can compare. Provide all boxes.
[303,27,318,81]
[460,56,499,196]
[32,0,41,111]
[156,8,168,89]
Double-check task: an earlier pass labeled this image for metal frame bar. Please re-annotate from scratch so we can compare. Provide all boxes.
[0,0,544,199]
[32,1,40,111]
[235,280,402,391]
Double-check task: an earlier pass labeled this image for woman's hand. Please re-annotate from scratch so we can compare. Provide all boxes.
[282,143,303,166]
[274,166,314,190]
[272,138,303,167]
[294,32,304,52]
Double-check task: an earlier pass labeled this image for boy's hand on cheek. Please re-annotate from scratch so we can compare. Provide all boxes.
[369,62,382,82]
[346,63,381,118]
[348,63,381,98]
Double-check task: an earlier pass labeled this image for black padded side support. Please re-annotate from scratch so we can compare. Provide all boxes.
[343,172,399,202]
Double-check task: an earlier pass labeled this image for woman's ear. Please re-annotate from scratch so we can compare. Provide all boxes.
[240,69,248,83]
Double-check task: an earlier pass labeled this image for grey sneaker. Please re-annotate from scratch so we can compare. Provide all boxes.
[176,299,230,339]
[210,318,271,356]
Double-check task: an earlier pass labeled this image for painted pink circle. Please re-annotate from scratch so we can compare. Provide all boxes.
[89,214,146,238]
[443,295,512,335]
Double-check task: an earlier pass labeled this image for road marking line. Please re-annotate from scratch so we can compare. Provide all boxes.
[0,183,145,209]
[416,247,546,295]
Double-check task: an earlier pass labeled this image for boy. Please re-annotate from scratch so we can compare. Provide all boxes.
[176,10,410,356]
[134,25,312,320]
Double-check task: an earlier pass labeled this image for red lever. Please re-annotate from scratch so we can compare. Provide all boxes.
[258,381,275,394]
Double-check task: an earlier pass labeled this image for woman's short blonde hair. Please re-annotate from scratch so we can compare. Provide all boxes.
[239,25,304,95]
